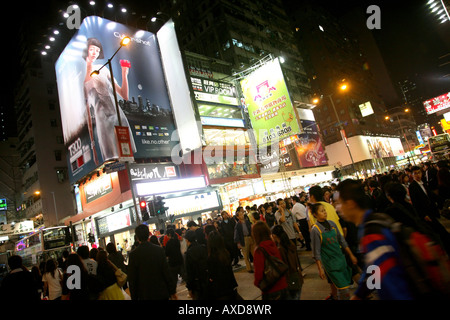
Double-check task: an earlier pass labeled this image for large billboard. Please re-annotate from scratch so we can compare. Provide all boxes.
[240,59,301,147]
[423,92,450,115]
[56,16,177,183]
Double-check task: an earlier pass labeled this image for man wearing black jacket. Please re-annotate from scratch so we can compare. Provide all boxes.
[127,224,177,300]
[184,230,208,300]
[219,211,240,267]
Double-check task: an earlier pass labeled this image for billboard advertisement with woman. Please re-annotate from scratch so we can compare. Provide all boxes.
[56,16,177,183]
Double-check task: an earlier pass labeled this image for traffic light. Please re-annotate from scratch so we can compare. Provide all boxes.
[154,196,169,215]
[140,198,150,221]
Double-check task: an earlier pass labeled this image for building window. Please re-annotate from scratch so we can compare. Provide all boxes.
[56,168,67,183]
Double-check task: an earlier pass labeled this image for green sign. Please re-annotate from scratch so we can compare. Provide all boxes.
[240,59,300,146]
[0,199,6,211]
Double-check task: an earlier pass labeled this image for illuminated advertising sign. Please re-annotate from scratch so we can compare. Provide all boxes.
[164,192,221,216]
[129,163,178,182]
[191,77,239,106]
[240,59,300,146]
[0,199,6,211]
[56,16,177,183]
[423,92,450,115]
[84,174,113,204]
[359,101,374,117]
[296,120,328,167]
[0,221,34,236]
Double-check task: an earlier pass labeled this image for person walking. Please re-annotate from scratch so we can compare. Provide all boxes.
[264,203,277,229]
[42,258,63,300]
[77,245,98,275]
[165,228,184,288]
[206,230,240,300]
[184,230,208,300]
[252,221,288,300]
[106,242,128,291]
[337,179,416,300]
[274,198,303,249]
[271,225,304,300]
[0,255,40,301]
[310,203,356,300]
[234,206,254,273]
[219,211,240,267]
[127,224,177,300]
[61,253,90,300]
[292,195,311,251]
[96,250,125,300]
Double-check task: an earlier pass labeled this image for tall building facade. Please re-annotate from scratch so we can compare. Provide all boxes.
[13,23,75,228]
[162,0,312,106]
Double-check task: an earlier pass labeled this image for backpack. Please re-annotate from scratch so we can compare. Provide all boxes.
[258,247,289,292]
[365,213,450,300]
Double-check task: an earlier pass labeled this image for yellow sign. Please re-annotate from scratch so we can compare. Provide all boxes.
[440,119,450,131]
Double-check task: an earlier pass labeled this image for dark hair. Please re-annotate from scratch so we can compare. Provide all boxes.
[66,253,87,274]
[252,221,272,246]
[235,206,243,215]
[207,230,230,265]
[276,198,284,205]
[271,225,294,251]
[411,166,421,172]
[8,255,23,270]
[337,179,371,209]
[292,196,300,203]
[252,211,261,222]
[89,248,98,260]
[77,245,90,259]
[149,235,160,246]
[204,224,216,238]
[309,203,324,216]
[135,224,150,242]
[96,250,108,266]
[45,258,58,279]
[309,185,324,201]
[82,37,104,60]
[106,242,117,254]
[186,220,198,228]
[384,182,407,203]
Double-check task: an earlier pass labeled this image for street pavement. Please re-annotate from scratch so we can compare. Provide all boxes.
[175,217,450,301]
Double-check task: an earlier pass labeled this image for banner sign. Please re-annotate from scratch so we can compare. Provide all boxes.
[129,163,178,183]
[56,16,177,184]
[84,174,113,204]
[423,92,450,115]
[0,221,34,236]
[240,59,300,146]
[191,76,239,106]
[115,126,134,162]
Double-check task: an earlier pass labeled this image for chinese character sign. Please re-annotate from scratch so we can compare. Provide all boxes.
[240,59,300,147]
[423,92,450,115]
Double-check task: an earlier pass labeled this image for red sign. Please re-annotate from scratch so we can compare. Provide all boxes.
[115,126,134,162]
[423,92,450,115]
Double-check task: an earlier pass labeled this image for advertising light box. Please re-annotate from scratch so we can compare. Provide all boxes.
[240,59,300,147]
[56,16,178,183]
[359,101,374,117]
[423,92,450,115]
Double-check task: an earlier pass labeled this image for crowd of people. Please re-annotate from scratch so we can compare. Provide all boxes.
[1,160,449,301]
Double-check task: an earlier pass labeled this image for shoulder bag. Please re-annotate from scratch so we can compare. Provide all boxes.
[109,261,127,288]
[258,247,288,292]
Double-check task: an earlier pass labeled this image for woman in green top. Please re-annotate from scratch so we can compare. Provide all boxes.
[310,203,357,300]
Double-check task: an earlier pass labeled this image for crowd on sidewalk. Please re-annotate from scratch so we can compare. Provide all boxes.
[1,160,450,301]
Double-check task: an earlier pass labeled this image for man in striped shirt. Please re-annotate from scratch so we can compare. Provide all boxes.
[336,179,414,300]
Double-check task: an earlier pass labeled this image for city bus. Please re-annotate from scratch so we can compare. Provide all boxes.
[14,226,72,269]
[428,133,450,159]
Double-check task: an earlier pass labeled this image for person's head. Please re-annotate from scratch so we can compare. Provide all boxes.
[385,181,407,203]
[149,235,160,246]
[411,166,423,182]
[309,185,324,203]
[252,221,272,246]
[400,173,410,185]
[106,242,117,254]
[186,220,198,230]
[265,204,273,213]
[258,204,265,214]
[135,224,150,242]
[309,203,326,222]
[276,198,286,209]
[83,37,104,62]
[77,245,90,259]
[252,210,261,222]
[207,230,229,264]
[45,258,57,276]
[337,179,371,224]
[166,228,177,239]
[204,224,216,238]
[66,253,87,273]
[63,250,69,260]
[221,211,230,220]
[96,250,108,265]
[8,255,23,270]
[89,248,99,260]
[323,188,332,202]
[271,224,292,250]
[292,195,300,204]
[184,230,197,245]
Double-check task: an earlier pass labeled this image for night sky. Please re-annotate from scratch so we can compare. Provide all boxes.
[2,0,449,137]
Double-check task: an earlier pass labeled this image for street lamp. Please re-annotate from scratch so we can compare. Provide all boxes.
[313,82,356,175]
[90,36,131,127]
[34,190,59,226]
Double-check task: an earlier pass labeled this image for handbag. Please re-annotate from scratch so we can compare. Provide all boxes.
[258,247,288,292]
[109,261,127,288]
